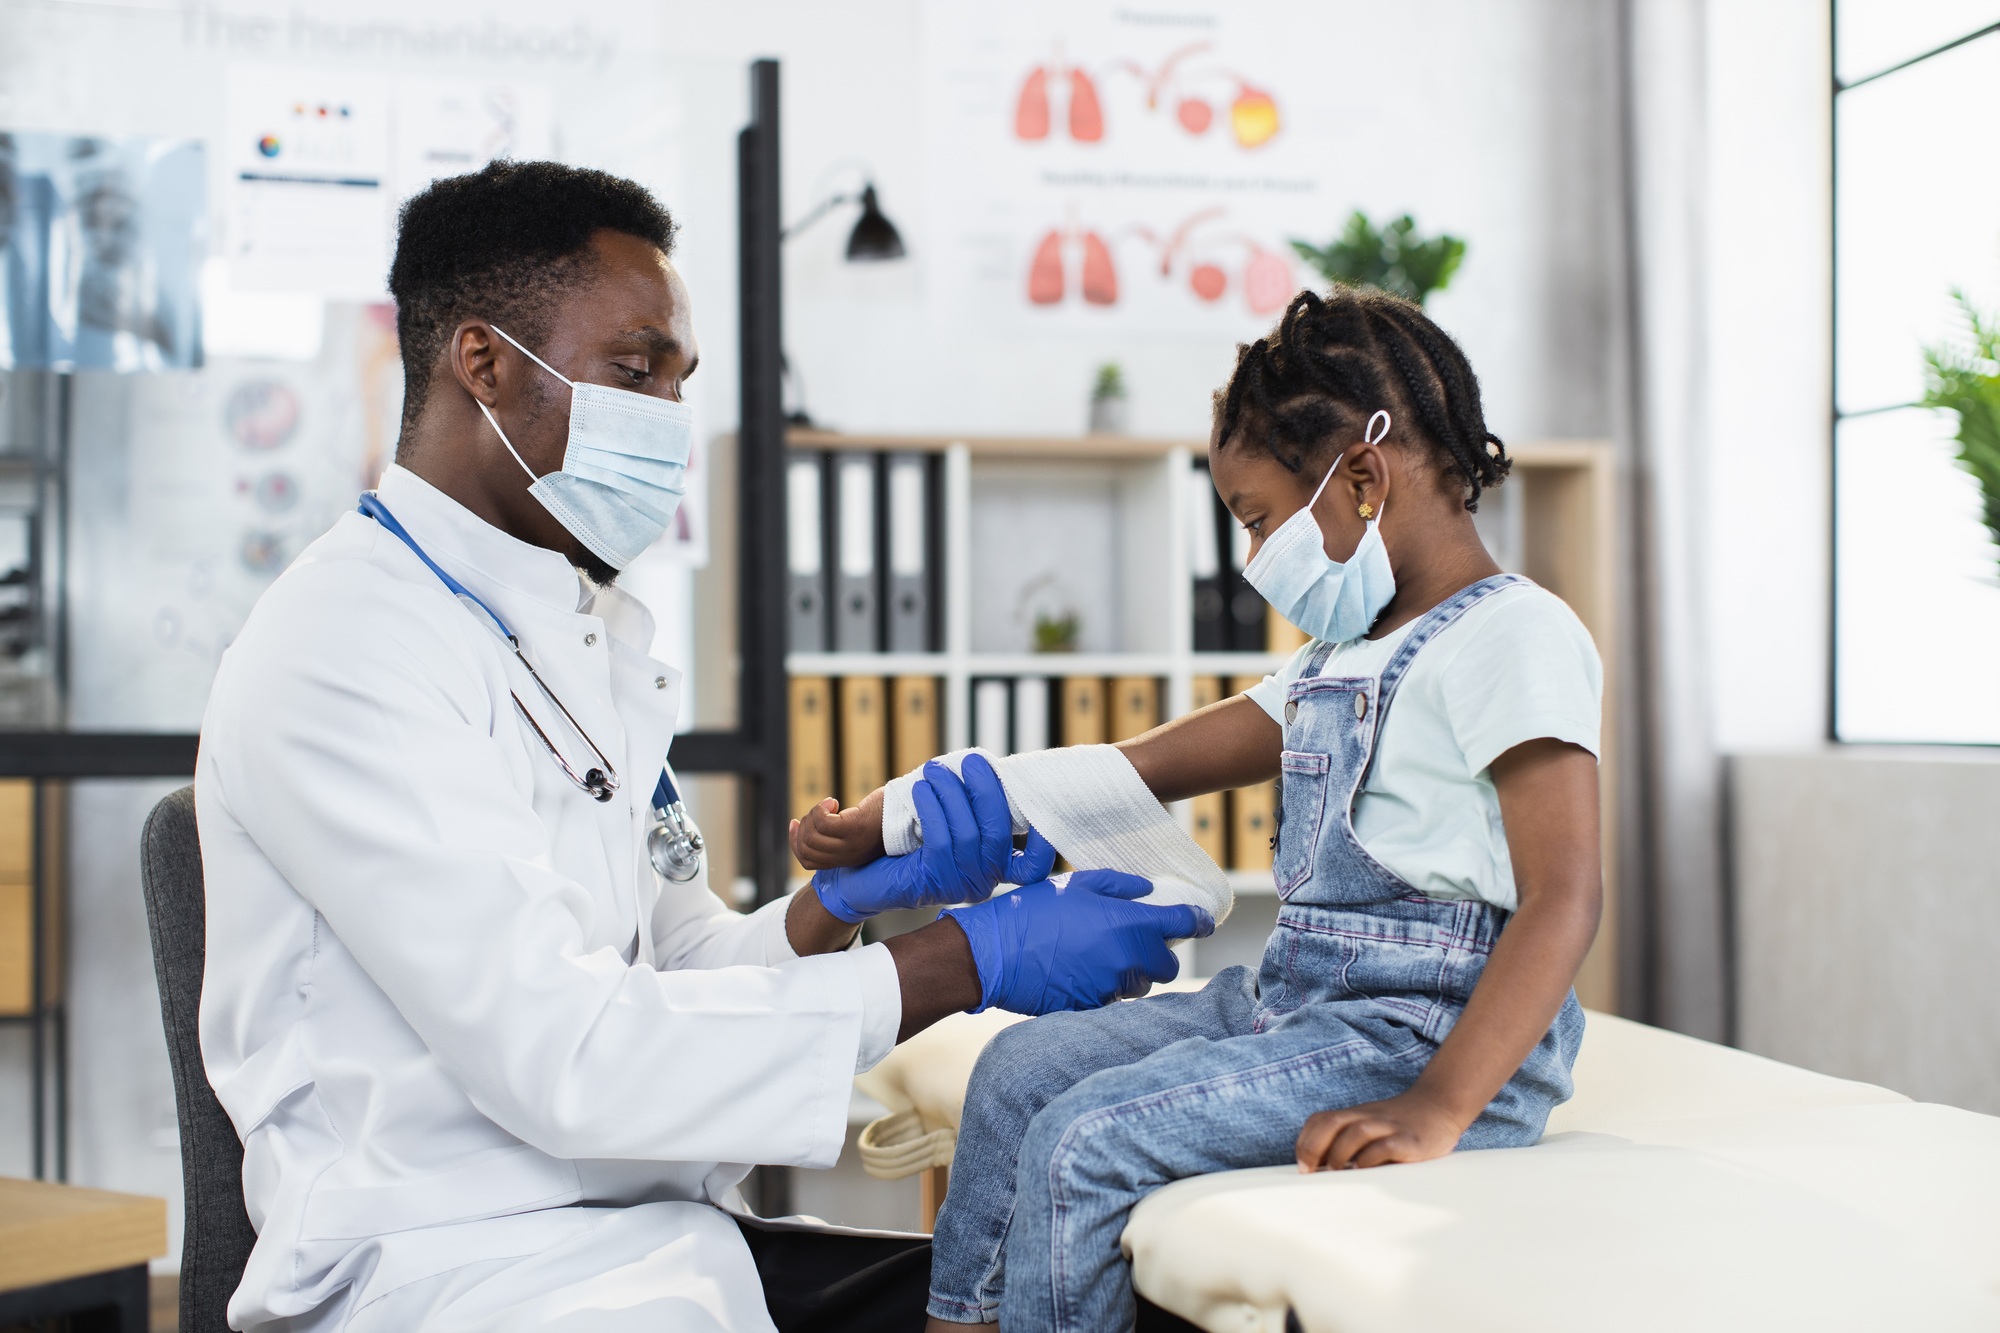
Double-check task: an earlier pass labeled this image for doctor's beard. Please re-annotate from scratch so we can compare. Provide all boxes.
[576,546,620,588]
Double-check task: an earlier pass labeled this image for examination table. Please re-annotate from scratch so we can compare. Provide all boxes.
[854,993,2000,1331]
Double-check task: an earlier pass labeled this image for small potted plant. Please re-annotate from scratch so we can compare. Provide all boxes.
[1088,361,1128,434]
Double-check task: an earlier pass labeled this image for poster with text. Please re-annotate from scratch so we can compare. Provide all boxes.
[924,1,1333,337]
[224,64,553,299]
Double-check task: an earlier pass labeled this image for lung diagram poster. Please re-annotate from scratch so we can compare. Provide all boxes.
[925,1,1332,337]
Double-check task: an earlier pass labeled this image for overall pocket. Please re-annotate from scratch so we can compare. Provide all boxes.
[1273,750,1330,897]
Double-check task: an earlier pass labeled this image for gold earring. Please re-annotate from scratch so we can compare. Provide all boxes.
[1357,502,1375,520]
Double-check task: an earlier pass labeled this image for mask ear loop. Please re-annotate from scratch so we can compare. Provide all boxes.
[1305,409,1395,517]
[1359,410,1392,522]
[475,323,576,485]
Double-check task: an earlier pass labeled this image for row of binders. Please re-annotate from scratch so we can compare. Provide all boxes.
[788,673,1279,874]
[788,451,943,654]
[1188,461,1312,656]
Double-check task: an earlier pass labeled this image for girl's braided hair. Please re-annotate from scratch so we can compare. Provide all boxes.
[1213,286,1508,511]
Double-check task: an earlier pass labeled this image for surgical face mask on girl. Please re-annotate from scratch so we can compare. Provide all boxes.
[1242,409,1398,645]
[475,324,693,571]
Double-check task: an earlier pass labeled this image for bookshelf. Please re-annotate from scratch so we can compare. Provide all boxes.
[785,429,1286,751]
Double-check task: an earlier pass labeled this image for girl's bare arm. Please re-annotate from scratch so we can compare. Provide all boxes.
[1295,736,1602,1170]
[792,694,1283,871]
[1114,694,1281,801]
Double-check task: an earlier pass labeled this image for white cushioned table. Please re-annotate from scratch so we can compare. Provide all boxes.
[854,995,2000,1331]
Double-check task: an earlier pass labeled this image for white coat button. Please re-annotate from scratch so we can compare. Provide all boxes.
[1354,693,1368,720]
[585,633,597,646]
[655,676,668,689]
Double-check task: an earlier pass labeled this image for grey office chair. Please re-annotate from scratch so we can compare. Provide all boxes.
[140,785,256,1333]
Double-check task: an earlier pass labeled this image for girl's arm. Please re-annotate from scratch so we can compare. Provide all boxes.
[792,695,1282,870]
[1115,694,1281,801]
[1294,736,1602,1171]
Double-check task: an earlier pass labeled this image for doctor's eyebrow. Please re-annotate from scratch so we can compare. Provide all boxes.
[616,326,697,378]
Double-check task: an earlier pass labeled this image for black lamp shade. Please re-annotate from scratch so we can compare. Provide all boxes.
[845,184,906,261]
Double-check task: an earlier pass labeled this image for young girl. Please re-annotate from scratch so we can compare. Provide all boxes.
[797,286,1603,1333]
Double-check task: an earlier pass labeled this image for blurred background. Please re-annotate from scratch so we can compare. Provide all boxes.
[0,0,1994,1285]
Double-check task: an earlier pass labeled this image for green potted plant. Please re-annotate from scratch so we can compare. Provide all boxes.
[1088,361,1128,434]
[1922,289,2000,570]
[1290,211,1466,306]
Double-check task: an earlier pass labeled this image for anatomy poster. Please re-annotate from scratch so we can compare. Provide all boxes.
[224,64,552,299]
[66,303,389,729]
[924,1,1332,336]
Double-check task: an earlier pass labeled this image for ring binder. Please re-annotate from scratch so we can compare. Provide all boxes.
[833,454,881,652]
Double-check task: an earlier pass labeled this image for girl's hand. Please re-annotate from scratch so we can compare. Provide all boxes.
[791,787,887,870]
[1294,1090,1467,1172]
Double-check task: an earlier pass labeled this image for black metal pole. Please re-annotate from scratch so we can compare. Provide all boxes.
[739,58,795,1222]
[739,59,789,913]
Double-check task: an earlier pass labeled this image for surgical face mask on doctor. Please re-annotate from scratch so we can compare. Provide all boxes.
[474,323,693,571]
[1241,409,1397,645]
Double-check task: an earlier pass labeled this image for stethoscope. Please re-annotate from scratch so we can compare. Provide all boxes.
[646,769,706,884]
[360,494,705,883]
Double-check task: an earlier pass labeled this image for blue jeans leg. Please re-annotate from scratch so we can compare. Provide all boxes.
[926,971,1257,1325]
[999,1001,1432,1333]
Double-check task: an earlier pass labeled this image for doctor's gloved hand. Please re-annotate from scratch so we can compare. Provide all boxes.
[943,871,1214,1016]
[812,756,1056,924]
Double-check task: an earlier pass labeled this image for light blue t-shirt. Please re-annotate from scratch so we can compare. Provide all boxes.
[1244,582,1602,911]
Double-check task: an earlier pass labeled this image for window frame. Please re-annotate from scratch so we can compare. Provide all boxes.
[1828,4,2000,742]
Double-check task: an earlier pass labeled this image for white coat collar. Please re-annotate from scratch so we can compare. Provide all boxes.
[370,464,667,669]
[374,463,591,618]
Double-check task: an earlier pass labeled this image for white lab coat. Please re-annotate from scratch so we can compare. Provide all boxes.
[196,465,902,1332]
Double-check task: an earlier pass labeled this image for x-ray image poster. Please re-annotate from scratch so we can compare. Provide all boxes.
[923,1,1331,337]
[0,133,205,372]
[225,64,394,300]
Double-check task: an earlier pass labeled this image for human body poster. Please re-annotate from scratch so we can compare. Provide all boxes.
[924,1,1332,337]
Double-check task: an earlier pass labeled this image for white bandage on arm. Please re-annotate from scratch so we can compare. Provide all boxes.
[879,746,1234,924]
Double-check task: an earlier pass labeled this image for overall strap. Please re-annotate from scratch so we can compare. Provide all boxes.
[1302,638,1340,679]
[1372,573,1528,721]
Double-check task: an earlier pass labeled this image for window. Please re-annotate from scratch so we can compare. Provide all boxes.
[1833,5,2000,742]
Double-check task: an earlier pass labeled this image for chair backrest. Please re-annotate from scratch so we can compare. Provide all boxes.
[140,785,256,1333]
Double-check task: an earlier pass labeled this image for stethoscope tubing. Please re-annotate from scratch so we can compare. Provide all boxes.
[358,494,704,878]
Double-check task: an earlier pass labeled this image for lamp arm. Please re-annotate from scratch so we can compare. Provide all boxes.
[781,192,859,242]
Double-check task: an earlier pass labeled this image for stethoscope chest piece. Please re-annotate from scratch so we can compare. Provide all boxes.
[648,799,705,882]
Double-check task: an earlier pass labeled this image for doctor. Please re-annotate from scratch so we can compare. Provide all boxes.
[196,160,1208,1333]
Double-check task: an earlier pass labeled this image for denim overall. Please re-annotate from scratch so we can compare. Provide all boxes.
[928,575,1586,1333]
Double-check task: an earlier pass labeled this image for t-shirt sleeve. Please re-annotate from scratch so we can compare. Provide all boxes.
[1439,588,1604,776]
[1242,639,1320,724]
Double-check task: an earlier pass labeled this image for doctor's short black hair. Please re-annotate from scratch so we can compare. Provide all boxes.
[1213,285,1509,511]
[388,160,676,437]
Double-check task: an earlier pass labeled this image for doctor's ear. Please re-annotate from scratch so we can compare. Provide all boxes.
[447,321,502,407]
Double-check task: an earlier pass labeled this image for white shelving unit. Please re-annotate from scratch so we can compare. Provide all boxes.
[785,433,1288,753]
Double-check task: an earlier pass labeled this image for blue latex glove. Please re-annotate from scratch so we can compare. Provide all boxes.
[813,755,1057,924]
[944,871,1215,1016]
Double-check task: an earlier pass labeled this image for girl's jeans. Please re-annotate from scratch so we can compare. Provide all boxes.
[926,931,1583,1331]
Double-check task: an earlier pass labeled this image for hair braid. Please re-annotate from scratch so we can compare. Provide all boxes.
[1214,285,1507,511]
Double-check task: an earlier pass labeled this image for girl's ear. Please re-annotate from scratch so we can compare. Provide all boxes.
[1341,442,1392,517]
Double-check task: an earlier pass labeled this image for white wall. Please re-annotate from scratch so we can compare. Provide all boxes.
[1701,0,1833,752]
[0,0,1625,1252]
